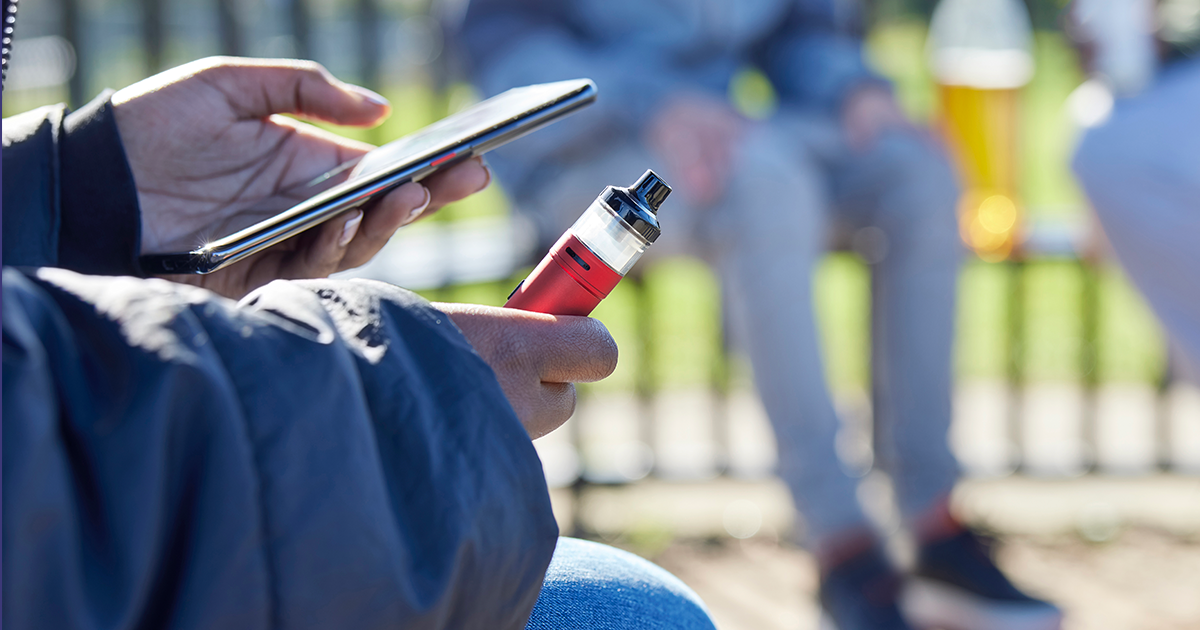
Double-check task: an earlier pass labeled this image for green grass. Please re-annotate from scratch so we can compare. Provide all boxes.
[1096,265,1166,383]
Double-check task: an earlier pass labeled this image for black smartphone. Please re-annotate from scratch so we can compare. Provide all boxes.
[140,79,597,275]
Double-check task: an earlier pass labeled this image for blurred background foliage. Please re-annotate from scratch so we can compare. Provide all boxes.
[2,0,1167,395]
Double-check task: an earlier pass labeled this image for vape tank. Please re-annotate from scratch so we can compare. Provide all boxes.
[505,170,670,316]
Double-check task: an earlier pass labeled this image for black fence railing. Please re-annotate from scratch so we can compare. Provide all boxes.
[10,0,436,108]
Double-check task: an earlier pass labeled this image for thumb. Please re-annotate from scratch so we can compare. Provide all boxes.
[195,57,390,126]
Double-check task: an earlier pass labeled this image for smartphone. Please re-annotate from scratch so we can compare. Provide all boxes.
[139,78,597,275]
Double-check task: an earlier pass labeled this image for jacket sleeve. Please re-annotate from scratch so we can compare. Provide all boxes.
[752,0,888,113]
[2,268,558,630]
[2,91,144,276]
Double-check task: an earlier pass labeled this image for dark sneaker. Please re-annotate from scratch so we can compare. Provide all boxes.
[901,530,1063,630]
[819,545,915,630]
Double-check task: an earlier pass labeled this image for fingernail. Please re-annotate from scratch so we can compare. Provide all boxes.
[478,161,492,192]
[339,210,363,247]
[408,186,432,223]
[348,84,390,107]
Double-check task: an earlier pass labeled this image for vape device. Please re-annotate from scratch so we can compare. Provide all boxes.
[505,170,671,316]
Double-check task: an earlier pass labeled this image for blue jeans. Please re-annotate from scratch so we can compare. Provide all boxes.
[526,538,717,630]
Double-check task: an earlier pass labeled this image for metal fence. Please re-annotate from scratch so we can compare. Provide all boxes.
[6,0,449,110]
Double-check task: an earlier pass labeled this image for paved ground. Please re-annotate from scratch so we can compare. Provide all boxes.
[649,527,1200,630]
[534,385,1200,628]
[550,476,1200,630]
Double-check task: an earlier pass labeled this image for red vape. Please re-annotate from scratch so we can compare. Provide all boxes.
[505,170,671,316]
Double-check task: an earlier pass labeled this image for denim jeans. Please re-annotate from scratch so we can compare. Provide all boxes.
[526,538,717,630]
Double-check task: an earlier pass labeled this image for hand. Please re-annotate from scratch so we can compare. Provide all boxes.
[433,303,618,439]
[841,84,911,151]
[113,57,490,299]
[645,93,745,206]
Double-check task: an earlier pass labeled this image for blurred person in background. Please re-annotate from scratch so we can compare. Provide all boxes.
[1071,0,1200,376]
[456,0,1062,628]
[2,3,718,625]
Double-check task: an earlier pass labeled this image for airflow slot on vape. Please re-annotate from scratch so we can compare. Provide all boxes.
[565,247,591,270]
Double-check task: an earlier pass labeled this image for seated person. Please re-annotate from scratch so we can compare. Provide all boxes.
[2,50,716,629]
[456,1,1060,628]
[1072,8,1200,377]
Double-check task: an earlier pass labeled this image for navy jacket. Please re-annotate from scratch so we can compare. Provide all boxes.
[2,96,558,629]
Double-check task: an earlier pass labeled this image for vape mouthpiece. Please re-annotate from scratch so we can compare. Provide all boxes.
[632,170,671,213]
[599,170,670,244]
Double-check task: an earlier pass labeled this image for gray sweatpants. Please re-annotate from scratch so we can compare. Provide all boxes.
[513,111,962,546]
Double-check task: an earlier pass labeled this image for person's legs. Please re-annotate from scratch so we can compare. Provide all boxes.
[829,130,962,523]
[525,538,716,630]
[705,121,872,549]
[512,123,896,628]
[515,131,871,549]
[833,130,1062,630]
[702,121,920,629]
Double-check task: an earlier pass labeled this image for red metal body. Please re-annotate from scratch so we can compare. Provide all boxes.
[504,233,622,316]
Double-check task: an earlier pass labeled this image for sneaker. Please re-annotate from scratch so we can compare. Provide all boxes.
[901,530,1063,630]
[819,544,915,630]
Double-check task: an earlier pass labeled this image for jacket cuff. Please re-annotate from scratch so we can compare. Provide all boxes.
[57,90,144,276]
